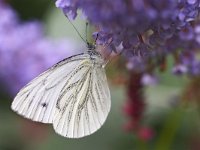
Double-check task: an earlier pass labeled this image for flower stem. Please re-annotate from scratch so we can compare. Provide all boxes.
[155,107,184,150]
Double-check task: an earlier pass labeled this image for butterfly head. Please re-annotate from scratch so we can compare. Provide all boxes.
[87,42,96,51]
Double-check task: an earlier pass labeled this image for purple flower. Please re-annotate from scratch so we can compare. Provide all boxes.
[56,0,200,76]
[0,2,79,94]
[0,2,18,33]
[172,64,188,75]
[56,0,78,19]
[141,74,158,86]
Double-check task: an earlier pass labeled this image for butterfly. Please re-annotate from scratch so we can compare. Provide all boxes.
[11,48,111,138]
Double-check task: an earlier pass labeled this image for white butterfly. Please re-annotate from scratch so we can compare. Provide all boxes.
[11,50,111,138]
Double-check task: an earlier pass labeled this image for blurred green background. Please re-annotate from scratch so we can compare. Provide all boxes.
[1,0,200,150]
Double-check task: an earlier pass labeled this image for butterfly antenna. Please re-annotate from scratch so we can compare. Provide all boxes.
[85,22,89,44]
[65,15,87,45]
[94,33,99,45]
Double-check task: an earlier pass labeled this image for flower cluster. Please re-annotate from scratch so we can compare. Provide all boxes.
[0,1,79,94]
[56,0,200,138]
[56,0,200,75]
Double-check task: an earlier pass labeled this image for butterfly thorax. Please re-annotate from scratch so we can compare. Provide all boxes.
[86,50,105,68]
[87,43,96,51]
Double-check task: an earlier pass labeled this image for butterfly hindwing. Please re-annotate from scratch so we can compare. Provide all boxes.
[52,62,111,138]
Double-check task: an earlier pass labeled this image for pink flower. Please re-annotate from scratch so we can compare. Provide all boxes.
[123,72,145,130]
[137,127,155,141]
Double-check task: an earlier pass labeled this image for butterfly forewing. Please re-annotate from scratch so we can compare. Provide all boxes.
[11,53,90,123]
[11,51,111,138]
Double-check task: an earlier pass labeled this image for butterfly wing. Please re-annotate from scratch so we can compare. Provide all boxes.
[53,61,111,138]
[11,53,90,123]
